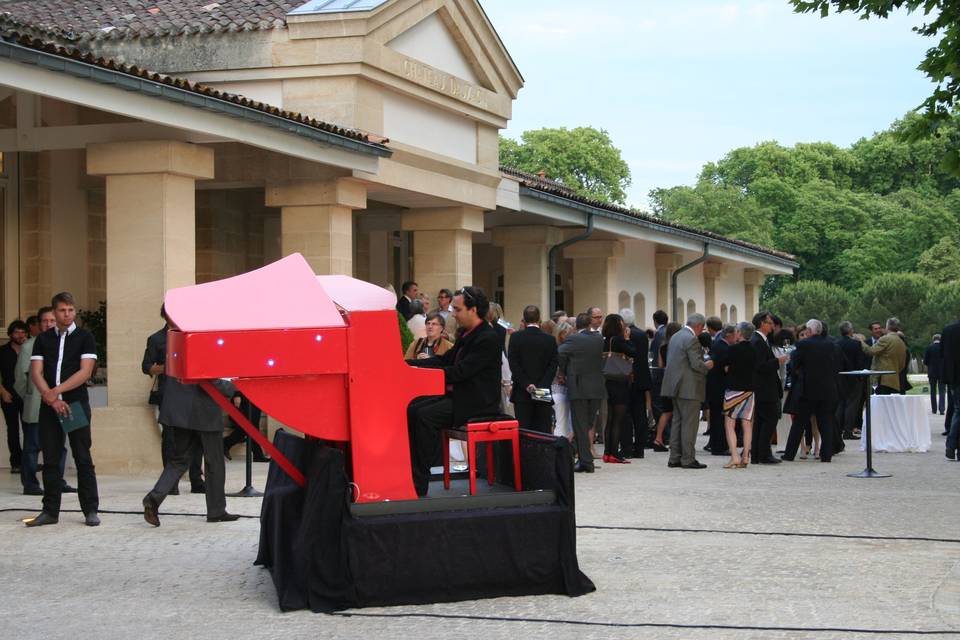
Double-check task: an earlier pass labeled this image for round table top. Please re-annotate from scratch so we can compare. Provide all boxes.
[838,369,896,376]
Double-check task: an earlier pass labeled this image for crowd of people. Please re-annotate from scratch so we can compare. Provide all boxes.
[2,282,958,519]
[396,282,960,479]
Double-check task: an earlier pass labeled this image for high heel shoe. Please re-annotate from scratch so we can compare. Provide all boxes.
[652,442,668,452]
[737,454,750,468]
[603,454,626,464]
[722,460,740,469]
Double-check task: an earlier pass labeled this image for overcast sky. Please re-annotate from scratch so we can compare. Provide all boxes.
[480,1,934,209]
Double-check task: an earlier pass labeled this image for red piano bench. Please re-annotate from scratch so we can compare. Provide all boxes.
[442,417,522,496]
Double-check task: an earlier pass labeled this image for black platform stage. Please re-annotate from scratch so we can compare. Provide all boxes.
[255,430,595,612]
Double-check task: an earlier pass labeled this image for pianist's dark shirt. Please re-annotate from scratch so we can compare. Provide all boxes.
[409,320,502,426]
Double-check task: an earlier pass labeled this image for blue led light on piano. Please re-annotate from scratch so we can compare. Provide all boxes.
[315,335,323,342]
[267,359,276,367]
[217,338,225,346]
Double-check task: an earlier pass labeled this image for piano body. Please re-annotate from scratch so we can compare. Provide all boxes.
[163,253,444,503]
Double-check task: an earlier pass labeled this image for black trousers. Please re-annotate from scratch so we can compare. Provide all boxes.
[146,427,226,517]
[930,378,946,414]
[752,399,779,462]
[785,397,836,461]
[706,394,727,453]
[514,399,553,433]
[3,396,22,467]
[409,396,453,496]
[835,378,867,434]
[38,402,98,517]
[624,383,649,456]
[161,424,203,486]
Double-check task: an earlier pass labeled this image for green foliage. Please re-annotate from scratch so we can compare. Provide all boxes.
[917,236,960,282]
[916,281,960,341]
[499,126,632,205]
[765,280,854,331]
[398,311,414,355]
[78,301,106,366]
[851,273,935,351]
[790,1,960,176]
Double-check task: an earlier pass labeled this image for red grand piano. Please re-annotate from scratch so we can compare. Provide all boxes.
[164,253,444,503]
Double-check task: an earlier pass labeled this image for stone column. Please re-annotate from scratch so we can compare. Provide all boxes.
[265,178,366,276]
[564,240,624,315]
[86,140,214,473]
[402,207,484,298]
[492,225,562,326]
[703,262,727,318]
[655,253,681,317]
[744,268,763,319]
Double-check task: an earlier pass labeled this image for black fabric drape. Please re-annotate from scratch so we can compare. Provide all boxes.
[256,429,594,612]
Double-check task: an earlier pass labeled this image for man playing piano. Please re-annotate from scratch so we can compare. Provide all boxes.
[406,286,503,497]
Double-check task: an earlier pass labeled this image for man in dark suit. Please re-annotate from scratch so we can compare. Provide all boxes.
[142,376,238,526]
[751,311,789,464]
[648,309,669,426]
[141,305,204,494]
[621,309,652,457]
[866,321,883,346]
[782,319,841,462]
[941,318,960,459]
[924,334,946,415]
[706,324,735,455]
[396,280,418,321]
[558,313,605,472]
[508,305,558,433]
[836,321,868,440]
[407,286,502,495]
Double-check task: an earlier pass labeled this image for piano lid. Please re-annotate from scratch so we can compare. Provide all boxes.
[165,253,346,331]
[316,275,396,312]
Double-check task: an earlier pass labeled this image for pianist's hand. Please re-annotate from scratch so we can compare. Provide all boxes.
[416,352,431,360]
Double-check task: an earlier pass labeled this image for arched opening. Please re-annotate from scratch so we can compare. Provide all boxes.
[618,290,630,313]
[720,303,728,324]
[730,305,738,324]
[633,293,646,327]
[687,299,697,317]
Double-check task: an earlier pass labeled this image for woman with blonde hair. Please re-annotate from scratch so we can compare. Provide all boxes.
[551,321,576,440]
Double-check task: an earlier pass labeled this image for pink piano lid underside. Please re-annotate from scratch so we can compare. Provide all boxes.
[315,275,396,311]
[165,253,346,331]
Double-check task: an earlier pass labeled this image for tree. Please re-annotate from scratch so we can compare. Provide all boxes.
[852,272,935,351]
[917,236,960,282]
[765,280,854,331]
[499,127,632,205]
[916,280,960,341]
[790,1,960,174]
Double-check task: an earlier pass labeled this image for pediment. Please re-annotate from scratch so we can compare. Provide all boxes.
[386,12,481,86]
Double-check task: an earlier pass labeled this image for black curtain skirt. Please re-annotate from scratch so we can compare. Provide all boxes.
[255,429,595,612]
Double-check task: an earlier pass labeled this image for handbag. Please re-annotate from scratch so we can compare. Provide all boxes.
[148,376,163,406]
[602,351,633,381]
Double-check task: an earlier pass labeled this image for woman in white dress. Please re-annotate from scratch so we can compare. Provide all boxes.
[551,321,575,440]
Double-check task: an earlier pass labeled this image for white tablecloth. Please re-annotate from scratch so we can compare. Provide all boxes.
[861,395,931,453]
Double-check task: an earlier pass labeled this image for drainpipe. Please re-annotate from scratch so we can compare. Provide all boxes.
[548,212,594,314]
[672,242,709,322]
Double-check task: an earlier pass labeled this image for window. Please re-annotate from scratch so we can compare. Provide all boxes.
[720,303,728,324]
[618,290,630,312]
[633,293,645,326]
[730,305,738,324]
[687,299,696,317]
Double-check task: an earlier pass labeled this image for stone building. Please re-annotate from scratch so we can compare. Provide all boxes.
[0,0,797,472]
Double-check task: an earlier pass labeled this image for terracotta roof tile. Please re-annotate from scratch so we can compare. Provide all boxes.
[0,0,300,42]
[0,31,389,150]
[500,166,797,263]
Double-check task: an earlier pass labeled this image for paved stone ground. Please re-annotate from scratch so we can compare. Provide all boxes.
[1,415,958,640]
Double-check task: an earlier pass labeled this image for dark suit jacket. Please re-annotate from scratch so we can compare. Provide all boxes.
[750,332,782,403]
[706,334,730,402]
[410,320,502,426]
[142,326,168,404]
[941,321,960,385]
[838,335,867,372]
[628,326,652,390]
[792,335,841,404]
[159,377,235,431]
[492,321,507,354]
[649,324,666,362]
[924,342,944,380]
[508,326,558,404]
[557,331,605,400]
[396,296,413,321]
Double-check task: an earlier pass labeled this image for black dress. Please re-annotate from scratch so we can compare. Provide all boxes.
[603,335,635,404]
